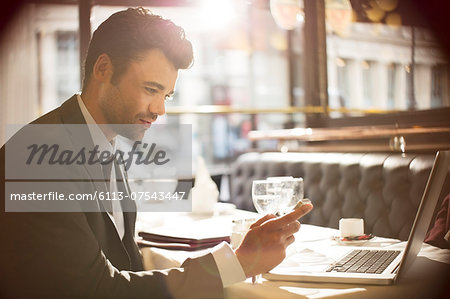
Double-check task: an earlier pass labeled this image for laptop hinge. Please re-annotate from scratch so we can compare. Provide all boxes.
[391,263,400,274]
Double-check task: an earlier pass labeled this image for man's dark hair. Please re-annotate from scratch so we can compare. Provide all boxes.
[82,7,193,90]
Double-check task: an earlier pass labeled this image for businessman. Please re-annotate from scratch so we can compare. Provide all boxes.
[0,7,312,298]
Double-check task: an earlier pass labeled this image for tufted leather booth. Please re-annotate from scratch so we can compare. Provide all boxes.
[229,152,450,240]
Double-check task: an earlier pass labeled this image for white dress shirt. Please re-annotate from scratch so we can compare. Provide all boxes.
[76,93,246,287]
[77,94,125,238]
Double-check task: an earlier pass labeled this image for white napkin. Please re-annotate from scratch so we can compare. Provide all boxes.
[190,156,219,215]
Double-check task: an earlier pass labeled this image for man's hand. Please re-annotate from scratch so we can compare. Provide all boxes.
[234,203,313,278]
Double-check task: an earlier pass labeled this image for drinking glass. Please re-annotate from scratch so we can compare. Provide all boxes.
[251,180,282,214]
[267,177,304,214]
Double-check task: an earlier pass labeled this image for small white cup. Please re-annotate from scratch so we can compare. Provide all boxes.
[339,218,364,238]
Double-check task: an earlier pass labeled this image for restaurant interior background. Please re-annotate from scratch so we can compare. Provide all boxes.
[1,0,449,200]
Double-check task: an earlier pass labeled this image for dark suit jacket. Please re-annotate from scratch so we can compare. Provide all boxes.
[0,95,223,298]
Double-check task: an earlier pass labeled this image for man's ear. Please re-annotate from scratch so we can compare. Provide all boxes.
[93,53,113,83]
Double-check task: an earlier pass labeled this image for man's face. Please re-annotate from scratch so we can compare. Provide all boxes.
[99,49,178,140]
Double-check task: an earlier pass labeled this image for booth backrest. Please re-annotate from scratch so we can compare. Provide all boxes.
[230,152,450,240]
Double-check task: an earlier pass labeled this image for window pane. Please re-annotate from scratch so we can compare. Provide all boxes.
[56,31,80,101]
[325,1,449,117]
[36,4,80,113]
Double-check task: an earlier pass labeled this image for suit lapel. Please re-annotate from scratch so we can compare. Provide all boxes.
[59,96,109,199]
[58,95,136,270]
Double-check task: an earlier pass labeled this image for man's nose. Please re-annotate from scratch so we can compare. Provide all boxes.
[149,98,166,116]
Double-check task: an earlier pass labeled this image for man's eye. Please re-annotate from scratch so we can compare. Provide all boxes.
[145,87,158,94]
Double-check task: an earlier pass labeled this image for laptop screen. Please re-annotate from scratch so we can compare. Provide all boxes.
[395,150,450,281]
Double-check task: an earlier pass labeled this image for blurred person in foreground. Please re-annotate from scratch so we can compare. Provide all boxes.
[0,7,312,298]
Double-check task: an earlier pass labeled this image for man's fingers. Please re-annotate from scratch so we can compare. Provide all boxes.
[270,203,313,228]
[280,220,301,238]
[285,235,295,247]
[250,214,277,229]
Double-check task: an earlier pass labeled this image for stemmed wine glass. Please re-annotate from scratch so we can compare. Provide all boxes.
[268,177,304,214]
[252,177,305,215]
[251,180,282,214]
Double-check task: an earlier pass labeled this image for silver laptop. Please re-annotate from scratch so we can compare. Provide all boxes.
[264,150,450,285]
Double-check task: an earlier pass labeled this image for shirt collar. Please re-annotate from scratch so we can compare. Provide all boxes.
[76,93,116,158]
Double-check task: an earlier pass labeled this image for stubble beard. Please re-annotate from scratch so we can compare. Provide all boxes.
[99,86,147,141]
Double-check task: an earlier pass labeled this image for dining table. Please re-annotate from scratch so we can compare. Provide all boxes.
[137,203,450,299]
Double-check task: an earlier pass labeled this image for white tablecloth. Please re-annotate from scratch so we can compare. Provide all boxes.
[137,206,450,298]
[224,224,450,298]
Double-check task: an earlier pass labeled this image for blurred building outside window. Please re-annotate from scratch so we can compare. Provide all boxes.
[55,31,80,101]
[34,4,80,114]
[325,0,449,117]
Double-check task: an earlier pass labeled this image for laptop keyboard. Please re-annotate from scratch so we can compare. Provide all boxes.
[326,249,401,274]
